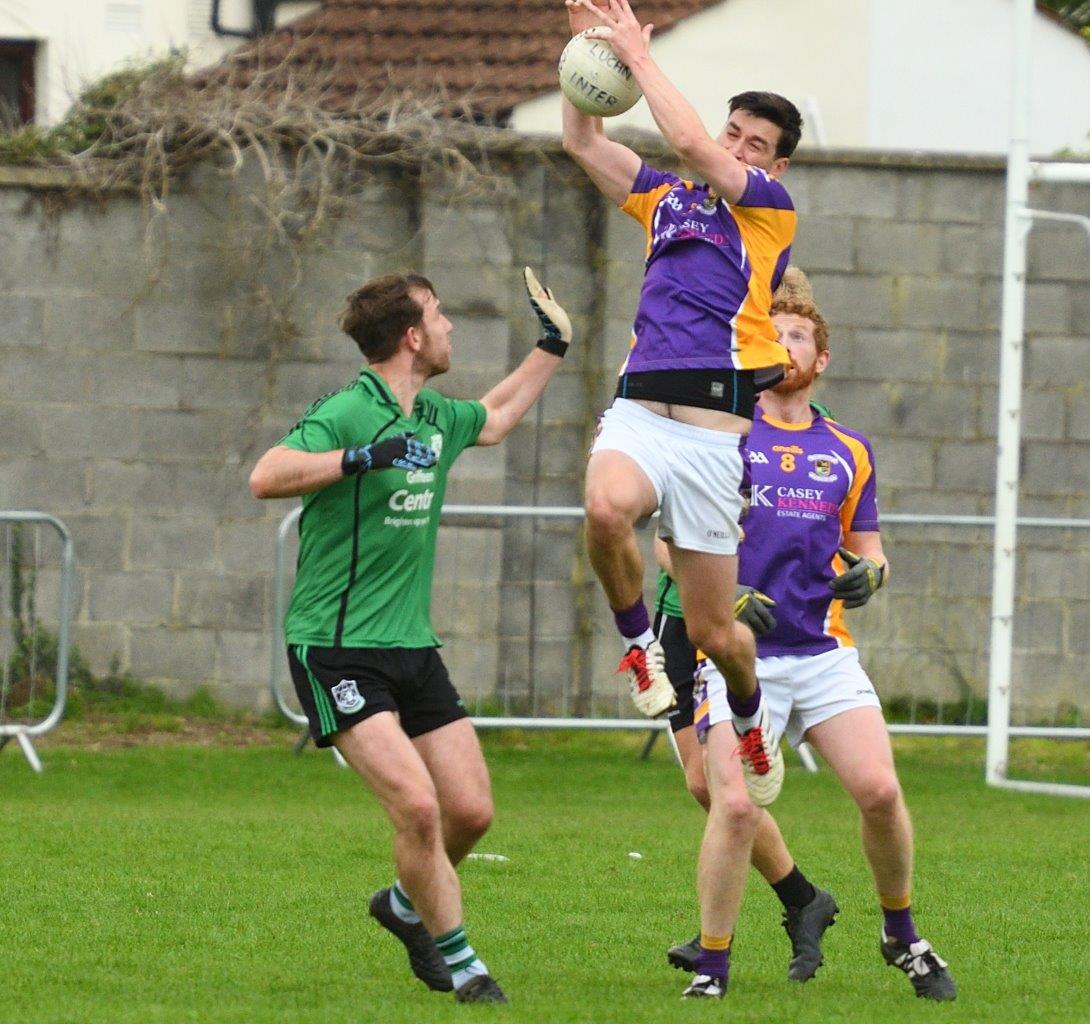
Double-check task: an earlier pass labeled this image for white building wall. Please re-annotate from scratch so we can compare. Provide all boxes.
[511,0,872,148]
[0,0,316,125]
[868,0,1090,155]
[512,0,1090,156]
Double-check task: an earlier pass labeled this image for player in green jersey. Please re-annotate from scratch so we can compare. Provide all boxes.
[250,267,572,1005]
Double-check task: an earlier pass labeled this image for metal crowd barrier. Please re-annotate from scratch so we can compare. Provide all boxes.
[0,512,75,773]
[270,505,1090,753]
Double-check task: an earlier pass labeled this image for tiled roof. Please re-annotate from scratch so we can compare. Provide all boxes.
[215,0,727,120]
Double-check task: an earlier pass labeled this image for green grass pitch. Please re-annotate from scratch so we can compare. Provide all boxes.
[2,732,1087,1023]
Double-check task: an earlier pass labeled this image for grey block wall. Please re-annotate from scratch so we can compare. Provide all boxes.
[1,144,1088,723]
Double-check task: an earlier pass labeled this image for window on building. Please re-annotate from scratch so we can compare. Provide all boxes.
[0,41,36,128]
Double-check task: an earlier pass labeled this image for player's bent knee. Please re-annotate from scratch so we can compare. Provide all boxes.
[686,775,710,810]
[396,792,444,842]
[584,493,635,543]
[857,777,903,818]
[452,797,494,841]
[712,791,761,833]
[685,620,740,662]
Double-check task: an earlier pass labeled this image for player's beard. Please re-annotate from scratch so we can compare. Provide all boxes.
[772,360,819,396]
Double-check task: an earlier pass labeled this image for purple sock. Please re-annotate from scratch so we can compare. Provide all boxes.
[727,683,762,719]
[612,598,650,642]
[695,945,730,981]
[882,905,920,945]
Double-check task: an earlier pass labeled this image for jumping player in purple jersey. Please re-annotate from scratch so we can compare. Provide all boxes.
[656,272,957,1001]
[562,0,802,997]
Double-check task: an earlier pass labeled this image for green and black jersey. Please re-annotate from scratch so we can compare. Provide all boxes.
[280,367,486,649]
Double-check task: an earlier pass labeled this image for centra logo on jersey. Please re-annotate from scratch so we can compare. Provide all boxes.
[389,488,435,512]
[331,679,365,714]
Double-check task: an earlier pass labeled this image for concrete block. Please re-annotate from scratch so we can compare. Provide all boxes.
[1068,392,1090,441]
[0,403,45,456]
[1012,599,1065,654]
[1027,224,1090,283]
[59,513,127,570]
[88,461,177,514]
[45,406,139,460]
[219,517,280,575]
[828,328,945,383]
[443,638,499,702]
[175,572,267,631]
[898,172,1004,226]
[421,203,514,265]
[213,629,271,691]
[86,352,184,409]
[422,262,511,315]
[332,199,419,256]
[874,383,978,439]
[934,441,996,492]
[808,273,895,328]
[135,300,232,357]
[940,225,1003,277]
[604,208,648,263]
[605,260,646,321]
[855,222,943,275]
[132,409,231,463]
[809,167,900,219]
[179,357,266,410]
[87,571,174,626]
[791,217,854,273]
[1022,442,1090,495]
[855,438,931,489]
[0,458,89,510]
[42,294,136,353]
[1026,336,1090,387]
[977,387,1064,441]
[69,621,130,676]
[978,282,1072,334]
[881,488,985,517]
[128,516,219,571]
[0,347,89,403]
[893,276,983,331]
[498,581,531,637]
[1023,548,1090,601]
[129,625,215,682]
[1063,602,1090,656]
[0,294,44,348]
[942,331,1000,386]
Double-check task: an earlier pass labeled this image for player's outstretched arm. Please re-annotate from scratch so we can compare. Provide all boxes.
[249,434,437,499]
[572,0,748,203]
[561,1,641,206]
[477,268,572,446]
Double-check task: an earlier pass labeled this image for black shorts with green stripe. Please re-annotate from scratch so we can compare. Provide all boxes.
[653,610,698,734]
[287,645,468,747]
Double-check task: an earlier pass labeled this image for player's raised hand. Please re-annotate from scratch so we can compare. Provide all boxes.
[571,0,653,62]
[828,546,886,609]
[524,267,573,356]
[565,0,610,35]
[734,585,777,637]
[342,432,437,476]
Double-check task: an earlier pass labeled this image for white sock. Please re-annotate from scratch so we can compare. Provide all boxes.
[389,880,421,925]
[621,628,656,649]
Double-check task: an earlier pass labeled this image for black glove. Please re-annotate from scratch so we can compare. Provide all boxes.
[341,432,437,476]
[828,546,886,609]
[734,585,777,637]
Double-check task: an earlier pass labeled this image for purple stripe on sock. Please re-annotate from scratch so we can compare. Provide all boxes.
[695,946,730,980]
[613,598,650,640]
[727,683,762,719]
[882,906,920,945]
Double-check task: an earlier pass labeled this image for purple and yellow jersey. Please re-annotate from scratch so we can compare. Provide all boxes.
[620,163,796,375]
[739,406,881,656]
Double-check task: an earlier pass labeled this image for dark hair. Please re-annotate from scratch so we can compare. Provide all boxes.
[728,91,803,159]
[339,273,435,361]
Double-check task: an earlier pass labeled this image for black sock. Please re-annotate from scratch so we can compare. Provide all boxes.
[771,865,817,910]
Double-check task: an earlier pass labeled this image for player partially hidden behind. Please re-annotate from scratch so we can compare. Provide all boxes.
[657,270,957,1001]
[249,269,573,1005]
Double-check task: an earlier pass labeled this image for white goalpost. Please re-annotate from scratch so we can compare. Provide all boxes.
[985,0,1090,798]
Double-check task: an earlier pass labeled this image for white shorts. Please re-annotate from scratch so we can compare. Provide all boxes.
[591,398,745,555]
[695,646,882,748]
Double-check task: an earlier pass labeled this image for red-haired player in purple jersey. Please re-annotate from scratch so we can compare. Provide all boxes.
[563,0,801,997]
[656,273,957,1001]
